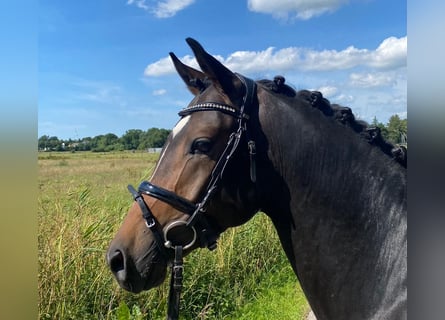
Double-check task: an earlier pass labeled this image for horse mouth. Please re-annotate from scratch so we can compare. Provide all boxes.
[111,247,168,294]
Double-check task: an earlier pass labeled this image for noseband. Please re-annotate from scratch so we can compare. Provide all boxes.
[126,74,257,319]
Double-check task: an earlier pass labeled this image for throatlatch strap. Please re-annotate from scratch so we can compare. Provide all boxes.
[236,73,258,183]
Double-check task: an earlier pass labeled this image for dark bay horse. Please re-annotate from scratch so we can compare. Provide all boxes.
[107,38,406,319]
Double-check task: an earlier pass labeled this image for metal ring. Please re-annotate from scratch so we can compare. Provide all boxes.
[163,220,197,250]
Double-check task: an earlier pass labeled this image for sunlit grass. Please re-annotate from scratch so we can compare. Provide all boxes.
[38,151,309,319]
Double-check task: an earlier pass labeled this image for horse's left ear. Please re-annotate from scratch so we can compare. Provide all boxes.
[185,38,245,106]
[169,52,207,96]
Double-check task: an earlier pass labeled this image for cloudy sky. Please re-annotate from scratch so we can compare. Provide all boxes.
[39,0,406,140]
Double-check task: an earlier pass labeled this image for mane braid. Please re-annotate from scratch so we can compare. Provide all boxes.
[258,76,407,168]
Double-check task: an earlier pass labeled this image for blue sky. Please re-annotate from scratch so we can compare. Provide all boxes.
[39,0,406,140]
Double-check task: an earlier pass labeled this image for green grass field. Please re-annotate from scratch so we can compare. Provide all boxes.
[38,151,310,319]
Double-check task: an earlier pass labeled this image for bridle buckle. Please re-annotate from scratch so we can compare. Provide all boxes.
[145,218,156,229]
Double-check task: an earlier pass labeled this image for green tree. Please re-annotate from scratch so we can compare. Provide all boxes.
[121,129,144,150]
[144,128,171,149]
[103,133,119,145]
[386,115,407,144]
[102,133,122,151]
[91,135,105,152]
[39,136,62,151]
[38,135,50,150]
[371,116,389,141]
[78,137,92,151]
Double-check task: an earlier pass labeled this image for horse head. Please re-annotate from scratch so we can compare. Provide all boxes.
[106,38,406,320]
[106,38,259,293]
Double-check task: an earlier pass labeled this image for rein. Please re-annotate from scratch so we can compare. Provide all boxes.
[127,74,257,320]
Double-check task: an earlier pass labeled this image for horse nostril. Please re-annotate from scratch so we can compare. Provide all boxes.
[108,249,125,274]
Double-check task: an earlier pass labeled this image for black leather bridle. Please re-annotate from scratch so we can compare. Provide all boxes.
[126,74,257,320]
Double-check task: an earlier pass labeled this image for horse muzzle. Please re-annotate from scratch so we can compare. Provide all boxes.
[106,241,168,293]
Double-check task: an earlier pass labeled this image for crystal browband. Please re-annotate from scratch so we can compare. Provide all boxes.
[178,102,240,117]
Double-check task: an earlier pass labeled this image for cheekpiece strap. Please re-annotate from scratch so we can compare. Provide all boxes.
[235,73,257,114]
[127,184,170,259]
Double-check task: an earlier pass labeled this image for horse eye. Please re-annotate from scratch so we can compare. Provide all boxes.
[191,138,212,154]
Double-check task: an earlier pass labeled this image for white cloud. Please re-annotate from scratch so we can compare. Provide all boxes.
[225,47,298,73]
[144,54,199,76]
[153,89,167,96]
[300,37,407,71]
[333,93,355,105]
[368,36,407,69]
[144,36,407,76]
[68,79,127,107]
[154,0,195,18]
[144,56,174,76]
[349,72,396,88]
[142,36,406,124]
[127,0,195,18]
[127,0,149,10]
[78,86,122,103]
[301,46,368,71]
[315,85,338,97]
[247,0,349,20]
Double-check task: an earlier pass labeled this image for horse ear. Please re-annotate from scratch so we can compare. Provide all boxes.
[185,37,244,105]
[169,52,206,96]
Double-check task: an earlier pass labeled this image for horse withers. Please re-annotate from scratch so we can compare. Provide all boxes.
[107,38,406,319]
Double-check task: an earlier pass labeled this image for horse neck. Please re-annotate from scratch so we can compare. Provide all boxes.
[255,95,407,319]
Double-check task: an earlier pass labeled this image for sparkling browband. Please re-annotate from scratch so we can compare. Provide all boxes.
[178,102,240,117]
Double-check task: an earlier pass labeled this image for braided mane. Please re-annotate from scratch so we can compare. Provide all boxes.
[257,76,407,168]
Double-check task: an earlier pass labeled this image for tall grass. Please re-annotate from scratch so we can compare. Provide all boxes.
[38,151,309,319]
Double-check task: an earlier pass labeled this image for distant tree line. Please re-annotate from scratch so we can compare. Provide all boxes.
[38,115,407,152]
[371,114,407,146]
[38,128,171,152]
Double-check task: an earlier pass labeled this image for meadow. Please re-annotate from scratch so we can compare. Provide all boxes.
[38,151,309,319]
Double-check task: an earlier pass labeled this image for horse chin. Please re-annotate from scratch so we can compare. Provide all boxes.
[141,263,168,292]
